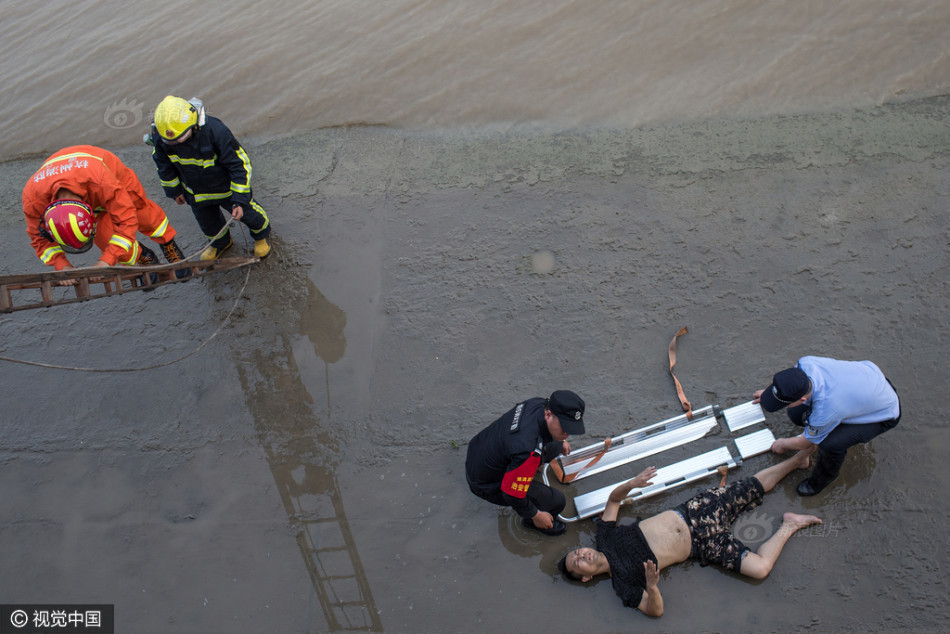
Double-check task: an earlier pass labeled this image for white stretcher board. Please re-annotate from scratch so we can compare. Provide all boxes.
[553,411,774,523]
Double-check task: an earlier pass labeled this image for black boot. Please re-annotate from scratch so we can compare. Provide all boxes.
[137,243,159,266]
[521,517,566,536]
[136,244,160,287]
[160,240,192,279]
[796,478,828,497]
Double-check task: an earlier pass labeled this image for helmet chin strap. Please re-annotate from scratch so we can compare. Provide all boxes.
[60,238,96,255]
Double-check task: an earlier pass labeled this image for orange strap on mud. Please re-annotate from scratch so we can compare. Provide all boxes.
[501,452,541,498]
[550,459,566,483]
[668,326,693,419]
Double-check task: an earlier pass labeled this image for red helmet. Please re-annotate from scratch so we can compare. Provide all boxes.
[43,199,96,254]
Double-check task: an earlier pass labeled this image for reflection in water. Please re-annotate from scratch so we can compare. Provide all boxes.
[496,511,546,557]
[293,280,347,418]
[238,280,381,631]
[266,450,380,632]
[299,280,347,366]
[818,442,876,502]
[496,510,582,573]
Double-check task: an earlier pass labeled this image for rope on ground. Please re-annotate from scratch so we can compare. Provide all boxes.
[180,212,237,261]
[0,215,253,373]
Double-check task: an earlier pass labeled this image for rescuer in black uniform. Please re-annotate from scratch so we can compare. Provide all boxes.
[149,95,272,260]
[466,390,586,537]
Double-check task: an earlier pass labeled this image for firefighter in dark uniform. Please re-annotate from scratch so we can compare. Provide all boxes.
[149,95,272,260]
[466,390,586,536]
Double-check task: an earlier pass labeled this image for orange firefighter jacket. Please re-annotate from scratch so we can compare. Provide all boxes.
[22,145,175,270]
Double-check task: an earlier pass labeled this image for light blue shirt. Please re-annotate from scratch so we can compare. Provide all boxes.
[798,356,900,444]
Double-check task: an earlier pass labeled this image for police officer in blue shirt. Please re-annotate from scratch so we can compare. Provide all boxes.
[754,356,901,496]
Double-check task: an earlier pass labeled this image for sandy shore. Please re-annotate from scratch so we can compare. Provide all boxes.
[1,95,948,632]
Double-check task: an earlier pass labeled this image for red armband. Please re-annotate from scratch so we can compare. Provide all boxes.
[501,453,541,498]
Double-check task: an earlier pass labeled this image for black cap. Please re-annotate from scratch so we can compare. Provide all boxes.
[548,390,585,435]
[760,368,811,412]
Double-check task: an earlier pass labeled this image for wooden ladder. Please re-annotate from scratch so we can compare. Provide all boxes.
[0,257,259,313]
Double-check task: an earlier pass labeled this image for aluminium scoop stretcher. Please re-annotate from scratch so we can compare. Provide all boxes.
[544,401,775,522]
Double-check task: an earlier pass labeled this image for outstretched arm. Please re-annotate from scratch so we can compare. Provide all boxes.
[602,466,657,522]
[637,560,664,616]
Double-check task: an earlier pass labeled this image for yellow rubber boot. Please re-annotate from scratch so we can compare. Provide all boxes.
[254,238,271,258]
[200,238,232,261]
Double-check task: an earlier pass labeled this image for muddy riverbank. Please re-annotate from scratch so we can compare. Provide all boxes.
[1,95,948,632]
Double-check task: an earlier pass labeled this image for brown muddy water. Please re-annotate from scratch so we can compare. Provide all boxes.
[1,96,949,632]
[3,0,950,162]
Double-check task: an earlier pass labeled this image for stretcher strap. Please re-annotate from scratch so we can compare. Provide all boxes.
[668,326,693,419]
[555,438,612,484]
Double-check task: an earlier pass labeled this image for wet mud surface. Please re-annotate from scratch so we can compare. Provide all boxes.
[1,96,949,632]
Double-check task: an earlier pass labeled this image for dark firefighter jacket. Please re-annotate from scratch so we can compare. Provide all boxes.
[149,115,253,208]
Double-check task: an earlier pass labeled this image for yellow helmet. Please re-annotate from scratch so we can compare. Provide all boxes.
[154,95,198,141]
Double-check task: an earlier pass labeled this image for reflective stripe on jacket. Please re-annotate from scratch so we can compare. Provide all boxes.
[150,116,253,207]
[22,145,141,269]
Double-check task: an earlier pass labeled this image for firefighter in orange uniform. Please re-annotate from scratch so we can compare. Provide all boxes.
[465,390,586,537]
[22,145,187,277]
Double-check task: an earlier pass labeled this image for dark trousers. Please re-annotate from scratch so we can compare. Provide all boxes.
[468,479,566,519]
[794,381,901,487]
[811,416,900,486]
[192,197,271,248]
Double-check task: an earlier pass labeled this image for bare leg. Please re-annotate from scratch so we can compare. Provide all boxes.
[739,512,822,579]
[753,445,817,493]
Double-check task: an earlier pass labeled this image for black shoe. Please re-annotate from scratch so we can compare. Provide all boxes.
[136,244,161,290]
[137,243,159,266]
[160,240,192,279]
[521,517,566,537]
[160,240,184,263]
[796,477,828,497]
